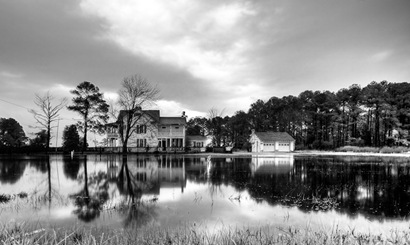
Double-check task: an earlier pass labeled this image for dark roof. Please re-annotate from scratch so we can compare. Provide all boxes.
[254,131,295,143]
[105,122,119,127]
[186,135,208,141]
[117,109,160,122]
[144,110,160,122]
[159,117,186,125]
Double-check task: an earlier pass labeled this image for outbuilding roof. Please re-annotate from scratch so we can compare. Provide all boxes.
[254,131,295,143]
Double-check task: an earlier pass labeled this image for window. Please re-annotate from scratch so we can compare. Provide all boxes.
[136,172,146,181]
[137,139,147,147]
[175,126,179,129]
[136,125,147,134]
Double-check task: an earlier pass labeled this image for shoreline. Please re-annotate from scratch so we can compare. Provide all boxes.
[2,150,410,158]
[186,150,410,158]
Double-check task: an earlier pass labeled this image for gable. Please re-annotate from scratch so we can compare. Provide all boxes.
[254,132,295,143]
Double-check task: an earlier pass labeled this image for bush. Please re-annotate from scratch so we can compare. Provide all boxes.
[380,146,409,154]
[346,137,365,147]
[385,137,396,147]
[336,146,379,153]
[295,144,308,150]
[312,140,334,150]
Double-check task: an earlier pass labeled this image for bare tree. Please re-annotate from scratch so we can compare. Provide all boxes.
[29,91,67,152]
[117,74,160,153]
[207,107,228,146]
[208,107,225,119]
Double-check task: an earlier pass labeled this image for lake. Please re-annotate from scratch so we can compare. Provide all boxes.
[1,154,410,235]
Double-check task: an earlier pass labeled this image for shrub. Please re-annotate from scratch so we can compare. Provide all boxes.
[336,146,379,153]
[380,146,409,154]
[312,140,334,150]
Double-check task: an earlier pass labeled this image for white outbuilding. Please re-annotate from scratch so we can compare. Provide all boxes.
[250,131,295,152]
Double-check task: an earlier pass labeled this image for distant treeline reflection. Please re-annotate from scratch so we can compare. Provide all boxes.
[1,155,410,222]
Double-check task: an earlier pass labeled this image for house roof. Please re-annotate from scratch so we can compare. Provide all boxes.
[254,131,295,143]
[144,110,160,122]
[186,135,208,141]
[117,109,160,122]
[105,122,118,127]
[159,117,186,125]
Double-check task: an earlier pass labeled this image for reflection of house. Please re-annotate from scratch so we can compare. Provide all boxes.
[157,156,186,192]
[123,157,160,195]
[250,131,295,152]
[251,156,294,176]
[120,156,187,195]
[106,108,186,152]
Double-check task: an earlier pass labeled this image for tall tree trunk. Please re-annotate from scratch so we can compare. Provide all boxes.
[47,123,51,153]
[375,104,380,147]
[83,117,88,152]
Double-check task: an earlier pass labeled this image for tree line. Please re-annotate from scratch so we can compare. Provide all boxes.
[186,81,410,150]
[0,75,158,153]
[1,79,409,152]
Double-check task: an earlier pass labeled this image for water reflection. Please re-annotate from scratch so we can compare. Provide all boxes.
[70,156,109,222]
[63,156,81,180]
[1,154,410,231]
[0,158,27,184]
[116,155,158,228]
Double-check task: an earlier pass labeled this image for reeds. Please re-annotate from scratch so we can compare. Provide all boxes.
[1,222,410,245]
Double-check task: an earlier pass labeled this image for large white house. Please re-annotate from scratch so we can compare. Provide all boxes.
[250,131,295,152]
[106,109,187,152]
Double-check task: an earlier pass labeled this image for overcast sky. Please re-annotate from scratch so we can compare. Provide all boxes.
[0,0,409,144]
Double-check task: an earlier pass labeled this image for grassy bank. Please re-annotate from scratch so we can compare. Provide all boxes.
[335,146,410,154]
[1,223,409,245]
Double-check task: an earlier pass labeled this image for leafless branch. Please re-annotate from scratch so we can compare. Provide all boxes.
[118,74,160,110]
[208,107,225,119]
[29,91,67,150]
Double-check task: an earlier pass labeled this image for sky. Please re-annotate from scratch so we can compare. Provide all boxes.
[0,0,409,145]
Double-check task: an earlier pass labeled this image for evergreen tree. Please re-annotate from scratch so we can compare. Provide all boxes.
[62,125,81,151]
[67,81,109,151]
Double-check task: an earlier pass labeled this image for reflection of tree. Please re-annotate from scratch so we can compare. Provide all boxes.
[116,155,157,228]
[30,156,49,173]
[186,158,251,191]
[70,156,109,222]
[62,156,81,180]
[0,159,27,184]
[29,156,62,207]
[246,157,410,220]
[186,156,410,221]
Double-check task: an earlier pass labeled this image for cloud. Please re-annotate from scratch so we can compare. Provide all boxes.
[154,100,206,118]
[370,50,393,62]
[0,71,24,79]
[79,0,261,95]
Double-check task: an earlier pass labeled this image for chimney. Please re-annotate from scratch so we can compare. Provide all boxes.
[182,111,187,118]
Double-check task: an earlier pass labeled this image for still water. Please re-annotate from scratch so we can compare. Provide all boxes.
[1,154,410,234]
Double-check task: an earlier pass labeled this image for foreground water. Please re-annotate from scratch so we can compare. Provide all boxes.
[1,154,410,234]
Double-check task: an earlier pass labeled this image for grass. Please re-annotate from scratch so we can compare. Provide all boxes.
[336,145,410,154]
[1,222,410,245]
